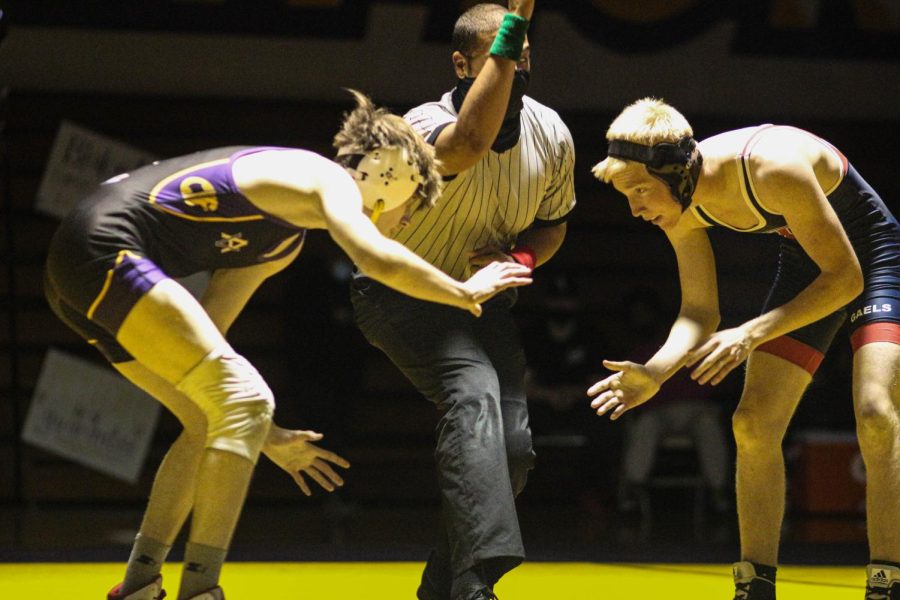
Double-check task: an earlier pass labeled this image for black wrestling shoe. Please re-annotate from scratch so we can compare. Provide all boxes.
[417,587,446,600]
[733,562,775,600]
[867,564,900,600]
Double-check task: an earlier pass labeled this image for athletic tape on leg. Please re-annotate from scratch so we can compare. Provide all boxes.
[175,345,274,462]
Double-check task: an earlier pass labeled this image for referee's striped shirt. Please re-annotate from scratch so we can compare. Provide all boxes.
[394,92,576,281]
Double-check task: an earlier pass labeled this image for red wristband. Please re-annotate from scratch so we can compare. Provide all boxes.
[510,246,536,270]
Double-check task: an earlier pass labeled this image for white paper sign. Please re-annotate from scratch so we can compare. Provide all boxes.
[22,349,161,483]
[35,120,157,219]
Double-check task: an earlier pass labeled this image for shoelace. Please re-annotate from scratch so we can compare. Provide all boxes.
[733,581,752,600]
[865,585,889,600]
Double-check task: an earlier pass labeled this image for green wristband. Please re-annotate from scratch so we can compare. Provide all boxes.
[490,13,529,61]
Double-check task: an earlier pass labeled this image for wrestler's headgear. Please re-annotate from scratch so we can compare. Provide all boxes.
[336,146,424,224]
[606,136,703,210]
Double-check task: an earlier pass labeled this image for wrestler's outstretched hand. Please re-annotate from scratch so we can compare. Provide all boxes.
[461,260,533,316]
[263,425,350,496]
[587,360,660,420]
[467,244,516,274]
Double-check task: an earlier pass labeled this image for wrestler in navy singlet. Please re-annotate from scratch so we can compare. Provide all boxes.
[44,146,306,362]
[693,126,900,360]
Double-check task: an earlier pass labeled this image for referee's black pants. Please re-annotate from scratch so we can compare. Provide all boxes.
[351,277,535,599]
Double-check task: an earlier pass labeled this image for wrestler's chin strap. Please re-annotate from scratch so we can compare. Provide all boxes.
[607,136,703,210]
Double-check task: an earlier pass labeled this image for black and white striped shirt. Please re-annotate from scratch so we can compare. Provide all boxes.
[397,92,576,280]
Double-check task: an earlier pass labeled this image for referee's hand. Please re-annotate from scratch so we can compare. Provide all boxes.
[467,244,516,273]
[509,0,535,21]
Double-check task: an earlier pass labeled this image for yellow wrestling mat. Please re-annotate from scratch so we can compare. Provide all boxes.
[0,562,865,598]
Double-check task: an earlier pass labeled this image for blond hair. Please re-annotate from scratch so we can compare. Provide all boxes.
[333,89,442,208]
[592,97,693,183]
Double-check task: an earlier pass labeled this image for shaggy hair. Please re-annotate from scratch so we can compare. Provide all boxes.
[452,2,506,57]
[333,89,442,208]
[592,97,694,183]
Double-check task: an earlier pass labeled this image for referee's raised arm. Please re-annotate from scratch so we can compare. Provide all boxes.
[431,0,534,176]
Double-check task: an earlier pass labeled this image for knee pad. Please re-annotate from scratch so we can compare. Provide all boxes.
[175,345,275,463]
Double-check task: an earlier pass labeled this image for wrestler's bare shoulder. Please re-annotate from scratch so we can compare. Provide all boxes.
[697,126,762,159]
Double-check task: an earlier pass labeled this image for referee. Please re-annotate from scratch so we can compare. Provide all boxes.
[351,2,575,599]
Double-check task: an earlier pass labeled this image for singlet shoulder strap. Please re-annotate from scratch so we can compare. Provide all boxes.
[737,124,782,228]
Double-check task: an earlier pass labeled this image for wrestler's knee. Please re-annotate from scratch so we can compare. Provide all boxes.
[732,396,786,452]
[855,395,897,457]
[175,345,274,463]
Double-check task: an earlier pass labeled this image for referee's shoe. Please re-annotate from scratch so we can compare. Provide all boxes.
[732,562,775,600]
[867,563,900,600]
[465,590,498,600]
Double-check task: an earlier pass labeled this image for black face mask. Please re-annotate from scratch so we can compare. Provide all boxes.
[451,69,530,153]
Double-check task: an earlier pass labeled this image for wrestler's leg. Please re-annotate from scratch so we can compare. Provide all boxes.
[117,279,273,598]
[732,351,811,566]
[114,361,207,595]
[852,342,900,562]
[115,361,207,545]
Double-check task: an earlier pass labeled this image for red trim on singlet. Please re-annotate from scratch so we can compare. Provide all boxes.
[819,136,850,176]
[756,336,825,375]
[850,322,900,353]
[775,226,796,240]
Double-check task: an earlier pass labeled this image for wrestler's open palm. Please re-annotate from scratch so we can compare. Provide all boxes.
[461,261,533,317]
[467,245,514,273]
[263,426,350,497]
[587,360,660,420]
[685,326,755,386]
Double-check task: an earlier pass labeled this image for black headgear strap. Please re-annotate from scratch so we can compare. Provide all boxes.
[607,137,703,210]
